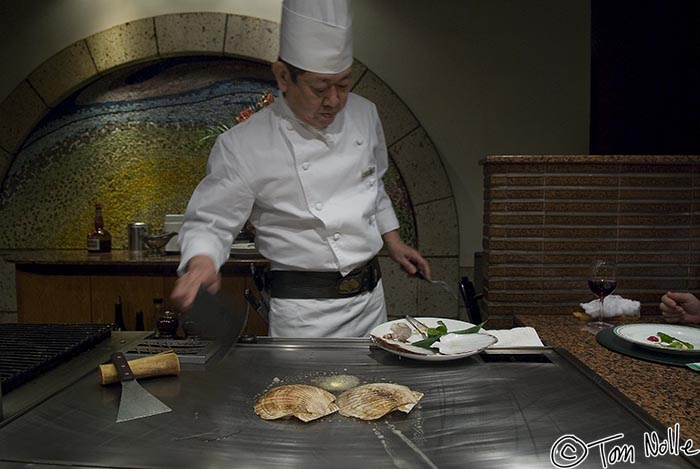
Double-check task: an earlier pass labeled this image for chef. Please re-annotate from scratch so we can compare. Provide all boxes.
[171,0,430,337]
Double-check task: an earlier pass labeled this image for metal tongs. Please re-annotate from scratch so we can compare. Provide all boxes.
[405,315,428,338]
[414,270,459,300]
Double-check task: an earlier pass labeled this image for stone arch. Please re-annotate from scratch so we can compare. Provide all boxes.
[0,13,460,318]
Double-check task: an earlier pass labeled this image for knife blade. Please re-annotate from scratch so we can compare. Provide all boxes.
[250,263,264,292]
[182,288,247,343]
[249,263,270,312]
[244,288,269,324]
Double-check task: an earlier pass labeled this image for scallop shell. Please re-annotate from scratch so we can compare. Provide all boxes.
[383,322,413,342]
[371,335,435,355]
[336,383,424,420]
[254,384,339,422]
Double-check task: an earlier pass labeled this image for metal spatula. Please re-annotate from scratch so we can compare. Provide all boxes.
[112,352,172,423]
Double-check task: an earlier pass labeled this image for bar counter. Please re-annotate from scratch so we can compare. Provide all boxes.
[4,248,268,274]
[4,249,268,332]
[516,314,700,444]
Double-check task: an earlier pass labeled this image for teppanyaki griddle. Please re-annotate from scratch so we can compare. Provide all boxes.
[0,339,697,469]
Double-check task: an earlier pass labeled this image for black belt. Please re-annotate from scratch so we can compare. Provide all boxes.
[265,257,381,299]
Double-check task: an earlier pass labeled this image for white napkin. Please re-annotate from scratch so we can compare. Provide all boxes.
[580,294,640,319]
[484,327,544,347]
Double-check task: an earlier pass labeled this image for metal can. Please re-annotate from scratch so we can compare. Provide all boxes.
[128,222,150,253]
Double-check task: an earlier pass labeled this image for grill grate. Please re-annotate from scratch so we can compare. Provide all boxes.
[125,338,221,365]
[0,324,112,394]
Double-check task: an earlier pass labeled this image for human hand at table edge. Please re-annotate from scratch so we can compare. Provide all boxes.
[659,291,700,325]
[171,255,221,311]
[382,229,431,279]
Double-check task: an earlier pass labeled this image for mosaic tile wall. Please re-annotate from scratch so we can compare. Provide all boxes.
[0,56,416,250]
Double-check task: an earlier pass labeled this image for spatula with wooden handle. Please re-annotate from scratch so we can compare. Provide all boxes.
[110,352,172,423]
[99,351,180,385]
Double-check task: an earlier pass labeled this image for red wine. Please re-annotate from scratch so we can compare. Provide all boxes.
[588,279,616,298]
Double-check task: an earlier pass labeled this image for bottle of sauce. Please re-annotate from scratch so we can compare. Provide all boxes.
[87,203,112,253]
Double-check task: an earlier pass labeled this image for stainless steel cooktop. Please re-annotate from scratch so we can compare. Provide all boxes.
[0,339,697,468]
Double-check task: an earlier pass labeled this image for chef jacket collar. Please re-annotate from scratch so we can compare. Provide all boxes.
[275,93,345,147]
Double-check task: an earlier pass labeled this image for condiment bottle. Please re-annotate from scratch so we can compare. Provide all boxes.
[157,310,179,338]
[152,297,164,337]
[114,296,127,331]
[135,311,145,331]
[86,203,112,253]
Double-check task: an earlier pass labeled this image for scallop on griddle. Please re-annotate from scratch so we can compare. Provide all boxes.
[254,384,339,422]
[336,383,424,420]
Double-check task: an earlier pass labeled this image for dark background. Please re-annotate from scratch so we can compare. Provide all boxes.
[591,0,700,154]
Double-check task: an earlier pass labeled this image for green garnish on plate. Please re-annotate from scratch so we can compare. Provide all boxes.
[411,321,487,350]
[657,332,694,350]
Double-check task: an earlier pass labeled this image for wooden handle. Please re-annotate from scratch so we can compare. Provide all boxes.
[110,352,134,382]
[98,351,180,385]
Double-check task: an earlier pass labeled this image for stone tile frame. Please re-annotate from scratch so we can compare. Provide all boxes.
[0,12,460,320]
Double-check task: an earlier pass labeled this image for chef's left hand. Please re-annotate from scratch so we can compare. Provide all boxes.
[382,230,431,279]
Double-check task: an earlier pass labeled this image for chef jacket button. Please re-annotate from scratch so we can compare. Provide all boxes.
[356,138,364,146]
[301,162,310,171]
[333,232,341,241]
[315,203,323,211]
[286,123,293,131]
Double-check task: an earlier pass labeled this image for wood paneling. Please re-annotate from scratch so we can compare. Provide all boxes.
[16,270,91,323]
[91,275,165,330]
[16,265,268,336]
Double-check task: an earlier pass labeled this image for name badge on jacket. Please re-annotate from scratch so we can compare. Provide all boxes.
[361,166,376,179]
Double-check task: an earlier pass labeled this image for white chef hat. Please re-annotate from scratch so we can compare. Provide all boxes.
[279,0,353,74]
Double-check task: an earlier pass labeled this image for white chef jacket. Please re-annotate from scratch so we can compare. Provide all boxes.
[178,92,399,337]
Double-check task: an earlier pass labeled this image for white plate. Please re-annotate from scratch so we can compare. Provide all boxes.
[370,317,497,361]
[613,324,700,355]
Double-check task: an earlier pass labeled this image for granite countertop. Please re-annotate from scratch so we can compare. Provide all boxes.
[481,154,700,164]
[516,314,700,444]
[2,249,268,275]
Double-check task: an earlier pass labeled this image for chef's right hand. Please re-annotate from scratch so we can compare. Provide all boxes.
[171,255,221,311]
[659,291,700,324]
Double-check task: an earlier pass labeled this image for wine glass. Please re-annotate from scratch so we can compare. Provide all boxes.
[586,260,617,332]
